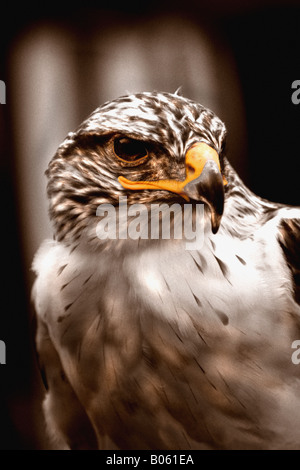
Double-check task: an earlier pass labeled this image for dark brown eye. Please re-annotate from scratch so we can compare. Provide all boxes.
[113,137,148,163]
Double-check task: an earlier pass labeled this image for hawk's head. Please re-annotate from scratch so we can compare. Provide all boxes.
[46,92,228,243]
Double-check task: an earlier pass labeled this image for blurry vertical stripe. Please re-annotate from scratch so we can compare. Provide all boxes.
[95,17,221,110]
[9,26,78,274]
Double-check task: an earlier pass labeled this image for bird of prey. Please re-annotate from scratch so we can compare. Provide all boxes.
[32,91,300,450]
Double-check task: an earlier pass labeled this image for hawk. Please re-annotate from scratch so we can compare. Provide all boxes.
[32,91,300,450]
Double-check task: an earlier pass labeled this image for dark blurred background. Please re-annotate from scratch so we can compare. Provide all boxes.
[0,0,300,449]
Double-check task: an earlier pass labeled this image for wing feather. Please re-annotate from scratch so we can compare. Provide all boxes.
[278,217,300,306]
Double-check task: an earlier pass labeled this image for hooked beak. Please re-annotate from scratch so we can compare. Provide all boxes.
[118,142,227,234]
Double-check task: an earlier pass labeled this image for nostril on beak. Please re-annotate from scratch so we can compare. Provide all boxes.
[186,164,196,177]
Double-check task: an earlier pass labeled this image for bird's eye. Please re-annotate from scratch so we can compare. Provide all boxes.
[113,137,148,163]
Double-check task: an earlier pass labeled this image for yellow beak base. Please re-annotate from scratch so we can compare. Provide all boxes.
[118,142,227,201]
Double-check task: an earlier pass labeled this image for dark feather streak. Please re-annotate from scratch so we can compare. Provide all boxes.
[214,255,228,277]
[64,302,74,312]
[83,274,93,286]
[193,357,205,374]
[193,294,202,307]
[215,310,229,325]
[236,255,246,265]
[57,264,68,276]
[192,257,203,273]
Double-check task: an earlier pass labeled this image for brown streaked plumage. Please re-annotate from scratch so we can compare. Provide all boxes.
[32,91,300,450]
